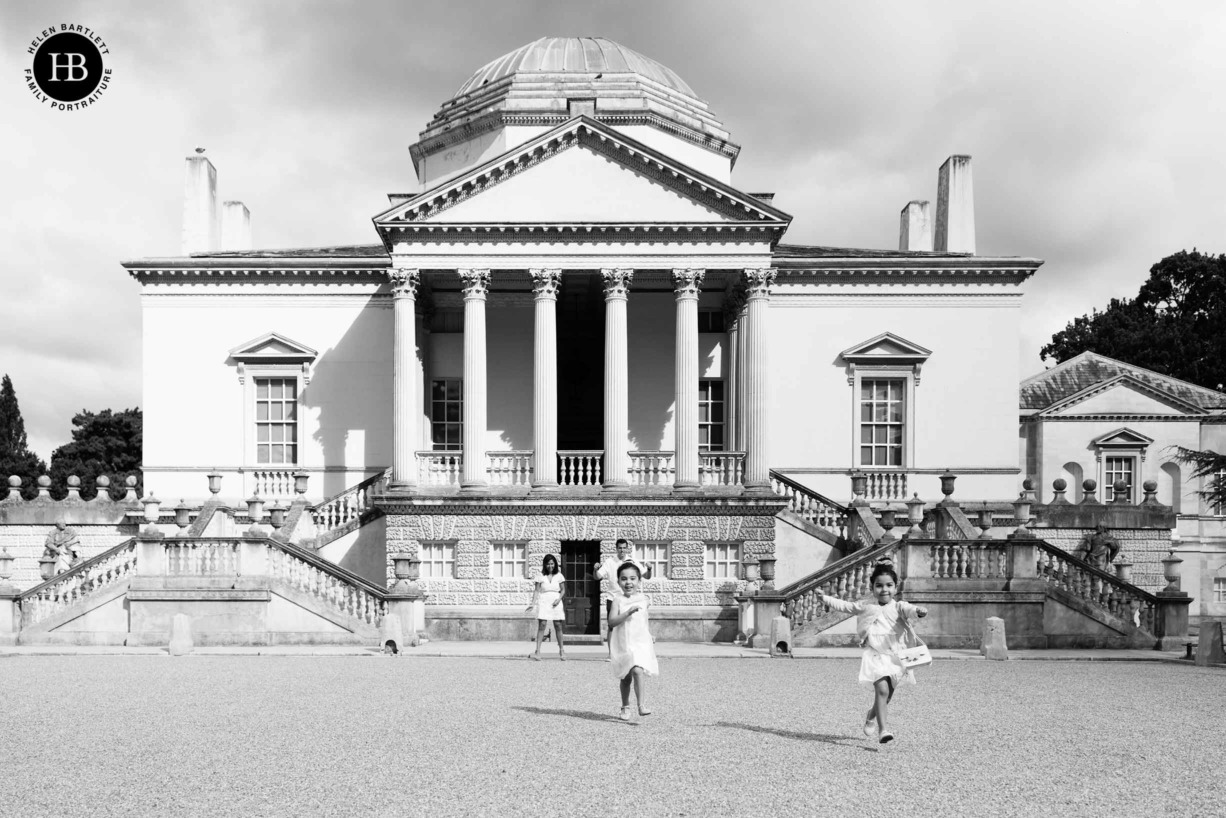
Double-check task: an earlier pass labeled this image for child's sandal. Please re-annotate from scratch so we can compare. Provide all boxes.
[618,707,632,721]
[863,711,876,737]
[879,732,895,744]
[638,707,652,717]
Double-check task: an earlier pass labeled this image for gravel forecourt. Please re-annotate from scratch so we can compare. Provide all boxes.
[1,655,1221,817]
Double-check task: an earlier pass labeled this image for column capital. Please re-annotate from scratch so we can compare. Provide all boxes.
[743,267,777,299]
[600,268,634,300]
[530,268,562,299]
[389,268,421,299]
[671,268,705,299]
[459,268,491,300]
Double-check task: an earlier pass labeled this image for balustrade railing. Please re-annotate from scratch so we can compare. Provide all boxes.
[488,451,533,487]
[1036,541,1158,633]
[19,538,138,628]
[251,470,297,498]
[166,540,240,576]
[865,471,908,501]
[779,540,901,631]
[769,471,848,537]
[267,541,385,627]
[629,451,674,487]
[313,468,390,532]
[417,451,462,486]
[700,452,745,487]
[558,451,602,486]
[929,541,1009,579]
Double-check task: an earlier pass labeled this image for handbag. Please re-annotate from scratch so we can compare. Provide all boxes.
[896,608,932,669]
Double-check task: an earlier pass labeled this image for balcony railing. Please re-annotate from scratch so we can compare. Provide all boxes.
[558,451,602,487]
[407,450,746,489]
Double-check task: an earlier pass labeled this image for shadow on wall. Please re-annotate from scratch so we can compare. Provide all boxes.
[488,302,534,449]
[318,515,389,587]
[627,293,676,450]
[302,293,393,499]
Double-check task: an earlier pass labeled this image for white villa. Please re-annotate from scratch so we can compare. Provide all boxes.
[121,37,1043,640]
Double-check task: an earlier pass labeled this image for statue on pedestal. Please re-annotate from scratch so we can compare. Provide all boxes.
[43,521,82,574]
[1076,524,1120,571]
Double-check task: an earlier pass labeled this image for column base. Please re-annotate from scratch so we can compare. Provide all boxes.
[672,483,700,495]
[742,483,776,496]
[601,483,630,494]
[459,483,490,494]
[386,481,418,493]
[530,483,560,495]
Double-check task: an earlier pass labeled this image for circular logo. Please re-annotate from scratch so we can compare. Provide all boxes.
[32,32,104,102]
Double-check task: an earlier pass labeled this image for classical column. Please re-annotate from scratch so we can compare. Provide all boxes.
[742,268,776,491]
[673,268,704,490]
[390,268,421,489]
[724,287,746,453]
[531,268,561,490]
[601,268,633,491]
[460,269,490,490]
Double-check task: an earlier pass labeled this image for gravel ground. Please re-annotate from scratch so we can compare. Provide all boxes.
[1,655,1221,817]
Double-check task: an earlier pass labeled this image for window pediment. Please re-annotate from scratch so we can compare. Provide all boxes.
[840,332,932,385]
[1091,427,1154,449]
[229,332,318,384]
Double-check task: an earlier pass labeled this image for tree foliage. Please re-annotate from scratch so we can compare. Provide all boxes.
[47,408,142,500]
[1174,447,1226,512]
[0,374,48,500]
[1041,249,1226,389]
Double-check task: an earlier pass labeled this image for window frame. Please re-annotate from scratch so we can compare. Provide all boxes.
[430,378,464,452]
[419,542,456,579]
[851,370,914,469]
[698,379,726,453]
[1214,577,1226,604]
[1103,456,1137,503]
[638,542,670,581]
[490,542,527,579]
[704,542,741,580]
[1212,469,1226,517]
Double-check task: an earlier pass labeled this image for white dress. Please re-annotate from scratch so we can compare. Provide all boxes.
[533,572,565,621]
[609,592,659,679]
[823,597,920,687]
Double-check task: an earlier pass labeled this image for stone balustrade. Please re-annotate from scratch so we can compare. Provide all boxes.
[487,451,533,487]
[699,452,745,487]
[312,469,390,533]
[769,471,847,537]
[558,451,602,486]
[18,538,138,629]
[629,451,675,486]
[416,451,463,486]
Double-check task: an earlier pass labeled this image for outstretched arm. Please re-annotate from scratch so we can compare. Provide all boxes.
[820,594,861,614]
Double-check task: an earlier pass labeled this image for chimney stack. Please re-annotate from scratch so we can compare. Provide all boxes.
[182,148,218,255]
[222,201,251,251]
[935,155,974,253]
[899,200,932,251]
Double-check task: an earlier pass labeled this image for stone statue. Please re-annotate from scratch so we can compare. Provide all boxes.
[1076,524,1120,571]
[43,521,82,574]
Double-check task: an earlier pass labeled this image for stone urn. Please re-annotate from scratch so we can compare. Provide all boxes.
[758,555,777,590]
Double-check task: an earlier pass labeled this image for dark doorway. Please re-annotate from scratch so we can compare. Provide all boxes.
[556,273,605,450]
[560,540,601,635]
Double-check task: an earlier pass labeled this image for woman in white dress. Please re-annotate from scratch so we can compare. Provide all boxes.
[526,554,566,661]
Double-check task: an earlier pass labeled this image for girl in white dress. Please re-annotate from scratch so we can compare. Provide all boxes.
[526,554,566,661]
[818,562,927,743]
[607,562,659,721]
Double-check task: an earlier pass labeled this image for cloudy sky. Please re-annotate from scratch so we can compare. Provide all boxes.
[2,1,1224,461]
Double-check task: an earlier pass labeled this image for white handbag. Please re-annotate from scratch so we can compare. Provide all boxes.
[897,609,932,669]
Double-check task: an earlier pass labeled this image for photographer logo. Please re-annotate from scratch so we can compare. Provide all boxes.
[24,25,113,110]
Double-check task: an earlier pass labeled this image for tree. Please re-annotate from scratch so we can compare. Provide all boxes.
[1174,447,1226,513]
[47,408,142,500]
[0,374,48,500]
[1041,249,1226,389]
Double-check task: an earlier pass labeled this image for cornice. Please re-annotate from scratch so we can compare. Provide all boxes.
[1021,413,1210,423]
[774,264,1038,285]
[384,222,781,246]
[124,258,390,284]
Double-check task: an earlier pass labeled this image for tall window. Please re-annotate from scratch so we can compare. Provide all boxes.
[431,379,463,450]
[699,380,726,452]
[419,543,455,578]
[705,543,740,580]
[860,379,904,467]
[1105,457,1135,501]
[255,378,298,464]
[1214,577,1226,603]
[490,543,526,579]
[639,543,670,580]
[698,310,726,333]
[1213,469,1226,517]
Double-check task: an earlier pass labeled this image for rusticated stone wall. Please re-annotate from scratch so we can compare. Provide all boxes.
[1039,527,1172,593]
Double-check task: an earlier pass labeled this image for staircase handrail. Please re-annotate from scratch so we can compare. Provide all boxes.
[311,467,391,532]
[1034,539,1161,604]
[263,537,389,599]
[18,537,138,602]
[768,471,848,514]
[776,538,899,599]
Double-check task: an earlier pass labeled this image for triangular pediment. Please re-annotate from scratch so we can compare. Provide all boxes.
[1091,427,1154,448]
[840,332,932,363]
[229,332,317,362]
[1042,375,1202,417]
[373,118,791,233]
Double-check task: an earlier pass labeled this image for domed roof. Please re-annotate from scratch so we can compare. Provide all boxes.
[456,37,696,98]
